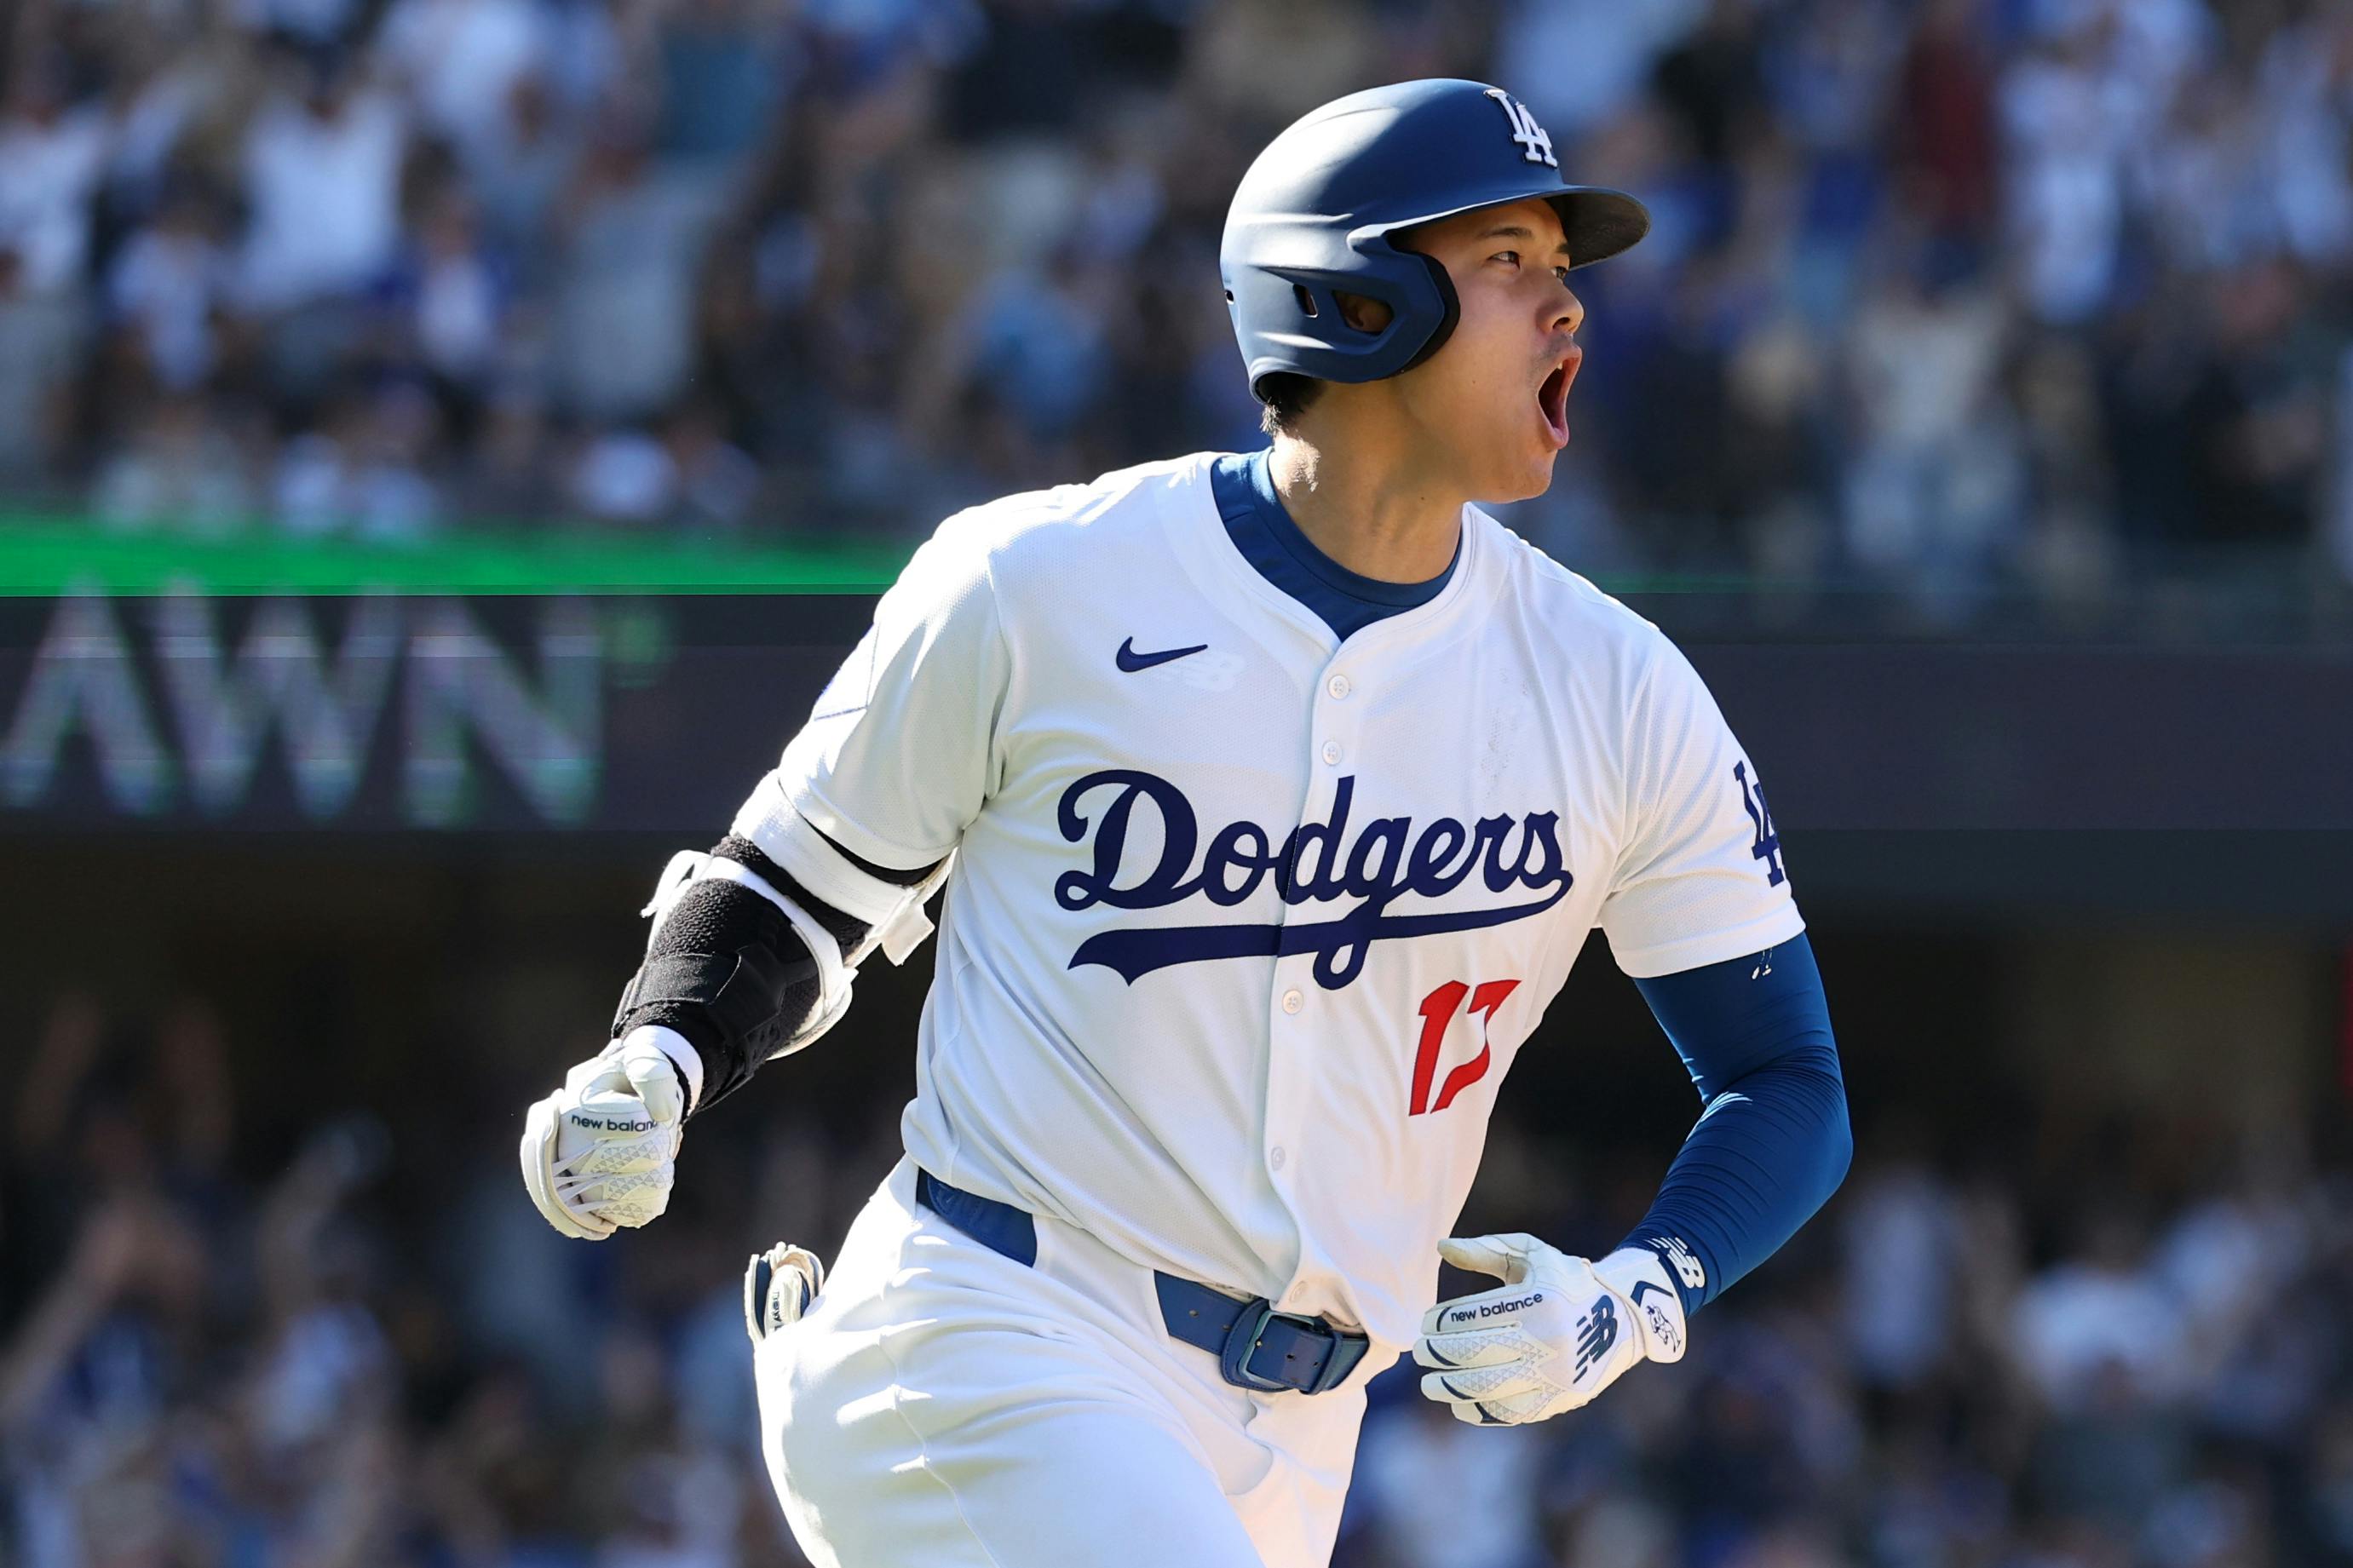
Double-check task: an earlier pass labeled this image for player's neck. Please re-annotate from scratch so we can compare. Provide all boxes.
[1265,431,1463,585]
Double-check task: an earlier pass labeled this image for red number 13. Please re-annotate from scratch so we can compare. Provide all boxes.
[1410,979,1520,1117]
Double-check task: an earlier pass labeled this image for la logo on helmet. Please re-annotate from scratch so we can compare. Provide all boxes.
[1485,89,1556,168]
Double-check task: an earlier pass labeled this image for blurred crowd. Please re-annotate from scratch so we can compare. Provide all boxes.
[1,0,2351,593]
[7,988,2353,1568]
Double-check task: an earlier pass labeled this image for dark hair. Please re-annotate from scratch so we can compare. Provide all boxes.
[1256,372,1324,435]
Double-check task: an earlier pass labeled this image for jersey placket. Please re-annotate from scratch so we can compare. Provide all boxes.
[1263,647,1366,1315]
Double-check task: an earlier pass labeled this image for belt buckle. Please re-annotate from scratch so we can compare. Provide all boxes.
[1218,1299,1332,1394]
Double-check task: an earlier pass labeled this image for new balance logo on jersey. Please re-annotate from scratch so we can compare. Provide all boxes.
[1115,638,1207,673]
[1734,761,1784,887]
[1573,1295,1617,1376]
[1485,89,1556,168]
[1056,771,1573,989]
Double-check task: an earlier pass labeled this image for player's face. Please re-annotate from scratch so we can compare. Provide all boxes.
[1391,198,1585,503]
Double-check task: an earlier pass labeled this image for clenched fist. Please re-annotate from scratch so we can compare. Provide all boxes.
[1413,1233,1686,1425]
[520,1027,690,1239]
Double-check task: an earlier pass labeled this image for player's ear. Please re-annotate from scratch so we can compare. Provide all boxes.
[1333,291,1393,334]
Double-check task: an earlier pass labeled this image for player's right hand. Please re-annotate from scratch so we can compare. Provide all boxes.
[519,1027,687,1240]
[745,1242,826,1342]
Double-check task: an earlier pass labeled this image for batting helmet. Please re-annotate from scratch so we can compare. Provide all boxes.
[1221,79,1650,398]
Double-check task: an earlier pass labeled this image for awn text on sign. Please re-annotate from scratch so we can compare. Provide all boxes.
[0,592,609,826]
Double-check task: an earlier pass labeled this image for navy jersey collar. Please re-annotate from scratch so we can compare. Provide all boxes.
[1209,449,1458,639]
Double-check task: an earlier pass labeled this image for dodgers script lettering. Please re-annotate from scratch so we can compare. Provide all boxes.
[1054,770,1573,989]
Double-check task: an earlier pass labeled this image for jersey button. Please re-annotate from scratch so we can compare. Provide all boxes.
[1281,989,1303,1014]
[1326,674,1351,699]
[1320,741,1343,766]
[1269,1146,1287,1171]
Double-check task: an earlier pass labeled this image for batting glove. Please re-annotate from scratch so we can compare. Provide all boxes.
[519,1026,689,1240]
[1413,1233,1686,1426]
[744,1243,826,1343]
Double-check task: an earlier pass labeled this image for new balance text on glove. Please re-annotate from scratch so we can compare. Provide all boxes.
[519,1026,692,1240]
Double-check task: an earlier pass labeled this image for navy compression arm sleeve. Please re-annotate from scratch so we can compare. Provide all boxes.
[1616,932,1852,1313]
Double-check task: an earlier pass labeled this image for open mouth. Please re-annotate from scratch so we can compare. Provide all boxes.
[1535,349,1579,450]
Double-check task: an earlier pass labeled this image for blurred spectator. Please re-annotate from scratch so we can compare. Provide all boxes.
[273,382,445,540]
[1894,0,1998,241]
[1493,0,1706,139]
[2014,1203,2190,1414]
[469,73,587,273]
[549,132,728,422]
[393,187,510,393]
[653,0,794,168]
[665,399,762,529]
[1839,248,2022,591]
[92,393,256,532]
[0,248,85,485]
[569,423,682,524]
[376,0,553,167]
[106,182,232,393]
[1838,1134,1961,1391]
[0,56,110,298]
[236,55,409,314]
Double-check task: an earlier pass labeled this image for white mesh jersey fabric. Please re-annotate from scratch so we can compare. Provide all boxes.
[762,451,1803,1350]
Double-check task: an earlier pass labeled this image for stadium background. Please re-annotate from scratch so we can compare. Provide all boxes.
[3,0,2353,1565]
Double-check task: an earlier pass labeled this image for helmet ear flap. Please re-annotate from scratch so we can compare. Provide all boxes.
[1232,244,1457,388]
[1393,250,1460,376]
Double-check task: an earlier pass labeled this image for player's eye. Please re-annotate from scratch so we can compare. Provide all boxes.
[1491,250,1520,267]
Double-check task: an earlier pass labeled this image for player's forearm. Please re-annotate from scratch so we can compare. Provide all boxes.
[612,819,948,1117]
[1624,932,1853,1312]
[613,836,872,1117]
[1617,1045,1850,1312]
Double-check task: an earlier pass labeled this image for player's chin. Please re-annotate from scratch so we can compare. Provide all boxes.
[1480,446,1559,506]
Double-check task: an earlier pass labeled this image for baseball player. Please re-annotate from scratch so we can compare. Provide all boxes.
[521,79,1851,1567]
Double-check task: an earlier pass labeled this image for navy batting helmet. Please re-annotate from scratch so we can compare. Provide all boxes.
[1221,79,1649,398]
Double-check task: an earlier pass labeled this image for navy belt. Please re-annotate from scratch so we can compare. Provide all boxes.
[914,1169,1368,1397]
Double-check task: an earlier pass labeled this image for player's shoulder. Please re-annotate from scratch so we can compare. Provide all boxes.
[923,454,1205,570]
[1468,507,1674,666]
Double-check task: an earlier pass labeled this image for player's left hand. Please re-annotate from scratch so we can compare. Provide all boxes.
[1413,1233,1686,1426]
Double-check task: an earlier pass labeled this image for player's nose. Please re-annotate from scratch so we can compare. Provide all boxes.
[1550,284,1584,337]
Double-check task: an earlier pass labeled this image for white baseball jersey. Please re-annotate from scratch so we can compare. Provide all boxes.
[762,451,1802,1350]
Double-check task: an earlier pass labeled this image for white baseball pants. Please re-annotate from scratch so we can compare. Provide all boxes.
[752,1157,1384,1567]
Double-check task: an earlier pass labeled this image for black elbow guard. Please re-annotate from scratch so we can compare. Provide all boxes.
[613,879,822,1111]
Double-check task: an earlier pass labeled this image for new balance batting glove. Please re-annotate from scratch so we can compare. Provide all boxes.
[1413,1232,1686,1425]
[745,1243,826,1342]
[520,1027,690,1239]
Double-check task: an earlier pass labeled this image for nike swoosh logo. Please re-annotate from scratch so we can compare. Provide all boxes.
[1116,637,1207,673]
